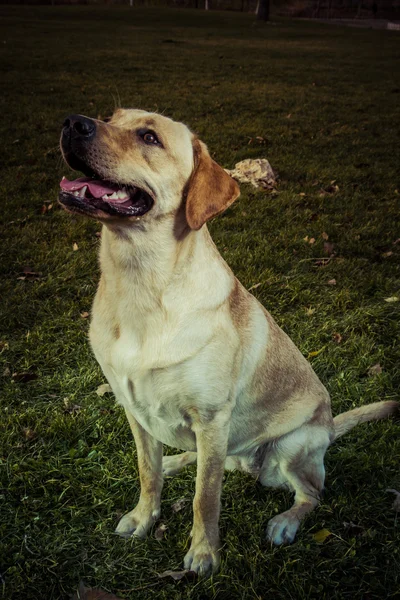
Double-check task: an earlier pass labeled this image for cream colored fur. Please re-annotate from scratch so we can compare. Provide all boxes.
[61,109,398,576]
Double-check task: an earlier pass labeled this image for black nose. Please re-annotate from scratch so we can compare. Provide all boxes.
[63,114,96,140]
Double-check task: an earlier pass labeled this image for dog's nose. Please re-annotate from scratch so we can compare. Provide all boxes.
[63,114,96,140]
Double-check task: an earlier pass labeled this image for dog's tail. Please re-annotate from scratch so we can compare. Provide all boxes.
[333,401,399,439]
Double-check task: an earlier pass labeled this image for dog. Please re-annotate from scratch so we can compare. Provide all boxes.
[58,109,398,576]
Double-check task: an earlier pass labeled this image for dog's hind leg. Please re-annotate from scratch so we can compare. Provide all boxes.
[261,425,331,545]
[162,451,197,476]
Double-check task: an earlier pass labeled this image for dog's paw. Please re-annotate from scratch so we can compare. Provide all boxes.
[162,455,185,477]
[266,511,300,545]
[183,539,220,577]
[115,505,160,539]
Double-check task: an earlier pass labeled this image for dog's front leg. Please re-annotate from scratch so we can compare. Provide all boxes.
[115,407,163,539]
[184,412,230,576]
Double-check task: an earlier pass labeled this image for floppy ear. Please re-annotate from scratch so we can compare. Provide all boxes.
[185,139,240,231]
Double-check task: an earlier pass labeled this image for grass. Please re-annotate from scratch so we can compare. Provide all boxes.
[1,5,400,599]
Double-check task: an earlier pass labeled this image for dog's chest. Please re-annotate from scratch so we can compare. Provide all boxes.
[90,313,214,450]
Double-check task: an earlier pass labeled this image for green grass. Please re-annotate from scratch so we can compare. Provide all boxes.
[1,6,400,599]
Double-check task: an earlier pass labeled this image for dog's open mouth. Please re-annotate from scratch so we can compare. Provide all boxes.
[59,176,153,218]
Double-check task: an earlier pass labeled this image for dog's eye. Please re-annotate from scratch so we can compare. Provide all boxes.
[139,130,162,147]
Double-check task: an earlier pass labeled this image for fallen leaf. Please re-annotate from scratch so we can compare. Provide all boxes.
[368,363,382,376]
[2,366,11,377]
[63,398,82,414]
[155,523,168,540]
[384,296,399,303]
[343,521,365,536]
[321,232,329,241]
[73,243,79,251]
[96,383,112,396]
[323,242,335,255]
[327,279,337,286]
[305,306,316,316]
[0,341,9,352]
[12,371,38,383]
[313,528,332,543]
[382,251,393,258]
[157,570,196,581]
[299,192,306,197]
[386,489,400,512]
[286,113,292,119]
[80,312,90,319]
[71,581,123,600]
[392,238,400,245]
[308,347,325,359]
[171,498,188,513]
[22,427,37,441]
[248,282,262,291]
[309,237,315,245]
[303,235,309,242]
[332,332,342,344]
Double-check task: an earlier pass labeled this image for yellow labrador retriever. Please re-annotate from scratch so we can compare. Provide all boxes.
[58,109,398,576]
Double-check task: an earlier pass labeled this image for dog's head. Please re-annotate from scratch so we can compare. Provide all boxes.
[59,109,239,231]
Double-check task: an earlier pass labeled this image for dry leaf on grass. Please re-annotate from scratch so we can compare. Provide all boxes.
[96,383,112,396]
[22,427,37,441]
[71,581,122,600]
[323,242,335,255]
[332,332,342,344]
[63,398,82,414]
[305,306,316,316]
[80,312,90,319]
[327,279,337,286]
[382,251,393,258]
[368,363,382,376]
[171,498,188,513]
[384,296,399,303]
[321,232,329,241]
[155,523,168,540]
[12,371,38,383]
[73,243,79,251]
[313,528,332,543]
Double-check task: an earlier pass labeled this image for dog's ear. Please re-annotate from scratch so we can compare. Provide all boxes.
[185,139,240,231]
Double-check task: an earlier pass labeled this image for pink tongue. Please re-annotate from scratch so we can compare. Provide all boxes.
[60,176,119,199]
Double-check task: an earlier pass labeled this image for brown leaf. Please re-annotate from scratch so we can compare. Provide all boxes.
[368,363,382,376]
[2,366,11,377]
[18,267,42,281]
[309,237,315,245]
[321,232,329,241]
[171,498,188,513]
[155,523,168,540]
[323,242,335,255]
[332,332,342,344]
[382,251,393,258]
[71,581,122,600]
[96,383,112,396]
[343,521,365,536]
[22,427,37,441]
[0,341,9,352]
[73,243,79,251]
[327,279,337,286]
[158,570,196,581]
[63,398,82,414]
[80,312,90,319]
[12,371,38,383]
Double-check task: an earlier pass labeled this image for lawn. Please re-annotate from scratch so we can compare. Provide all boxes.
[0,5,399,599]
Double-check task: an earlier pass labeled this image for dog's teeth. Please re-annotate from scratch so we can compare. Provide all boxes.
[79,185,87,198]
[109,192,118,200]
[117,191,128,199]
[73,191,79,196]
